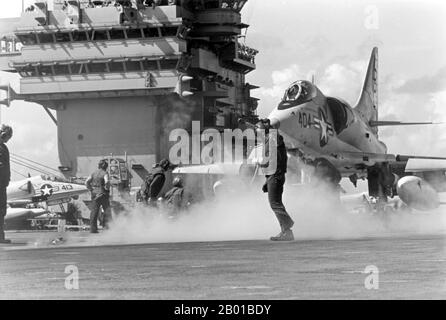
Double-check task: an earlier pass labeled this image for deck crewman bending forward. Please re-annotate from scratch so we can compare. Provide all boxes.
[86,159,111,233]
[140,158,172,206]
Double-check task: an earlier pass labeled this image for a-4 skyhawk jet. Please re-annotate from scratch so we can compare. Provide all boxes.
[175,47,446,212]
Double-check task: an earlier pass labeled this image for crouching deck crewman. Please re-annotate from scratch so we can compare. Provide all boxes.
[163,176,189,217]
[86,159,111,233]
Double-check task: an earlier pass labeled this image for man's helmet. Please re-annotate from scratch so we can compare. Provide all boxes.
[159,158,171,170]
[98,159,108,170]
[172,176,183,188]
[255,119,271,135]
[0,124,13,140]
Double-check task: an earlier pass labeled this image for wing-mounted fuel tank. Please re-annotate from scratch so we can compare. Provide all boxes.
[396,176,440,211]
[394,158,446,211]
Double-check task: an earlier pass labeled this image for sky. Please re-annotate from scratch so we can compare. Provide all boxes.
[241,0,446,181]
[0,0,446,180]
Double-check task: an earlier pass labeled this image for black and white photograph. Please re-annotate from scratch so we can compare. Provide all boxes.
[0,0,445,305]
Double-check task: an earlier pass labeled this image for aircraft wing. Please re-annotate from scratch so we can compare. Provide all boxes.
[404,158,446,172]
[172,151,446,177]
[5,208,47,221]
[173,162,251,175]
[330,151,397,165]
[7,199,34,207]
[331,151,446,169]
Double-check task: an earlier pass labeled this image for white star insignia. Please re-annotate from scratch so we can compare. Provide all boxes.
[313,109,334,146]
[40,184,53,197]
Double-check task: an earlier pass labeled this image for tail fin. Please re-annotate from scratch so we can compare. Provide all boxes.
[355,47,379,134]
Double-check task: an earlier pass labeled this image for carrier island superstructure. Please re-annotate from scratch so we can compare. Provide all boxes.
[0,0,258,188]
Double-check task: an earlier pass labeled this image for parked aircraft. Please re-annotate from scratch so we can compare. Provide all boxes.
[5,175,89,222]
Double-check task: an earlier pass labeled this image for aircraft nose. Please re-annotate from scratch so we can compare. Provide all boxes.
[268,102,309,127]
[269,117,280,128]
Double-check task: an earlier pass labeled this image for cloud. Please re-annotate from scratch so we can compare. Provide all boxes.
[256,55,446,159]
[2,102,59,179]
[380,70,446,156]
[394,67,446,95]
[0,72,59,179]
[259,64,303,99]
[379,88,446,156]
[255,64,306,117]
[256,58,368,116]
[317,61,366,104]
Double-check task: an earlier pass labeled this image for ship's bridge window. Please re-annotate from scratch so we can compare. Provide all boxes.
[278,81,316,110]
[92,30,109,41]
[89,62,107,73]
[18,66,37,77]
[126,28,143,39]
[126,60,142,72]
[142,60,158,71]
[160,58,178,69]
[17,34,36,45]
[160,26,179,37]
[79,63,89,74]
[109,29,126,40]
[38,65,54,76]
[55,32,71,42]
[38,33,54,44]
[109,61,125,72]
[69,63,82,74]
[72,30,88,42]
[53,64,70,75]
[143,27,160,38]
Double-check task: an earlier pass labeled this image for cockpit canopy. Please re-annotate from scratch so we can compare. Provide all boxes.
[278,81,317,110]
[40,174,69,183]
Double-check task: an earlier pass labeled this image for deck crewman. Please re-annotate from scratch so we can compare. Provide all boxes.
[86,159,111,233]
[140,158,172,207]
[256,119,295,241]
[0,125,13,244]
[163,176,188,217]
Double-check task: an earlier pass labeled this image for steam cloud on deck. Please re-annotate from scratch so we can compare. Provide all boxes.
[83,179,446,246]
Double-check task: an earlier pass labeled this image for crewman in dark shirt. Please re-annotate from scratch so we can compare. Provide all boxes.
[256,120,294,241]
[0,125,13,244]
[141,158,172,206]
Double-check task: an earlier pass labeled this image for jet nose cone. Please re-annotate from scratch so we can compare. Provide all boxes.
[268,102,310,125]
